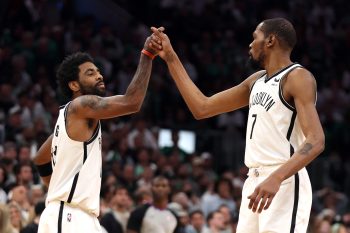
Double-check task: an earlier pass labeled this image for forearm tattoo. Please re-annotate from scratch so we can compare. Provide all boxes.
[298,143,313,155]
[125,56,152,98]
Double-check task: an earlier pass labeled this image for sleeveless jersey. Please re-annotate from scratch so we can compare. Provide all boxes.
[245,63,307,168]
[46,102,102,216]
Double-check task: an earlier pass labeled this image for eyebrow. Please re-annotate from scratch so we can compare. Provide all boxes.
[84,68,100,74]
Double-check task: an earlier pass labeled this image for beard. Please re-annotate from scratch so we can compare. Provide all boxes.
[248,52,265,70]
[247,43,265,70]
[79,83,106,97]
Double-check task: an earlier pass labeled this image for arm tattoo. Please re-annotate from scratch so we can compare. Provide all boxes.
[125,55,152,98]
[298,143,313,155]
[80,95,109,110]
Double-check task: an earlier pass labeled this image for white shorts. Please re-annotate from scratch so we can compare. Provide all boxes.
[38,201,102,233]
[236,166,312,233]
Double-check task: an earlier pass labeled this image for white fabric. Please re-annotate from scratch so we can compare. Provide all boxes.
[245,64,305,167]
[236,166,312,233]
[38,201,102,233]
[45,102,102,216]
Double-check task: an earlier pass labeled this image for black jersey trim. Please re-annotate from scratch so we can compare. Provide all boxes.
[264,63,296,83]
[63,102,71,125]
[127,203,151,232]
[286,111,297,141]
[58,201,64,233]
[67,172,79,203]
[83,142,87,163]
[290,172,300,232]
[85,121,100,145]
[168,208,181,233]
[278,64,302,111]
[249,71,267,95]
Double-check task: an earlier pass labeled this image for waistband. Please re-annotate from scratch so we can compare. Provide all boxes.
[247,164,282,177]
[48,200,98,217]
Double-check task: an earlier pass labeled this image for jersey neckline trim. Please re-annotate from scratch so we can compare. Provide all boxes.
[264,63,296,83]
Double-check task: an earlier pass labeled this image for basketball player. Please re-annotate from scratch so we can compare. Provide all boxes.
[33,30,163,233]
[151,18,325,232]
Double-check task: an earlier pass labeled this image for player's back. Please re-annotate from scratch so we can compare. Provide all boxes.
[47,102,102,216]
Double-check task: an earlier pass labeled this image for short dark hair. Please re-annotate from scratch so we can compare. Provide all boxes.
[56,52,94,98]
[213,177,234,194]
[189,209,204,218]
[207,210,221,223]
[261,18,297,49]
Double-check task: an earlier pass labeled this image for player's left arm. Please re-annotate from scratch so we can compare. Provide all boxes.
[33,135,53,187]
[248,68,325,213]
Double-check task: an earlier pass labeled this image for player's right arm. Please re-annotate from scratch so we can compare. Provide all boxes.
[33,134,53,187]
[151,27,262,119]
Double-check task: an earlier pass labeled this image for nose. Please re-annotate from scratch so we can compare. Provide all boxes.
[97,75,103,81]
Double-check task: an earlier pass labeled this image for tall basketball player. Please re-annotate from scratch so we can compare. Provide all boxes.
[151,18,325,232]
[33,31,162,233]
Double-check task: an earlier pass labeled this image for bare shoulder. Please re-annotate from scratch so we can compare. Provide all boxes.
[242,70,266,89]
[286,67,317,98]
[289,67,316,86]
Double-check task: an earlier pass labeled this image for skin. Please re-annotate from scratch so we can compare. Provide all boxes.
[150,23,325,213]
[34,29,164,187]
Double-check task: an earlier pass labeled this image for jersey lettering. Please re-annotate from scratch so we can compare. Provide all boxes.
[249,91,275,111]
[55,125,59,137]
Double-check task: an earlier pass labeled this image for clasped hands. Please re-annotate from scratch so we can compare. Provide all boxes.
[143,26,174,61]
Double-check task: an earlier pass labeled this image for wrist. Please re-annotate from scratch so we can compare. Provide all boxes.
[270,171,284,183]
[164,50,177,63]
[141,49,156,60]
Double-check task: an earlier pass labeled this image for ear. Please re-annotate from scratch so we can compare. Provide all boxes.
[266,35,276,47]
[68,81,80,93]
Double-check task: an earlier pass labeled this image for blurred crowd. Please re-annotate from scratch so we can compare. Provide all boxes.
[0,0,349,232]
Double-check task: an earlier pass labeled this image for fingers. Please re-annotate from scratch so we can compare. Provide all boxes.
[248,190,274,213]
[257,195,269,213]
[264,196,273,210]
[247,190,257,210]
[157,26,165,32]
[151,26,166,39]
[149,35,162,50]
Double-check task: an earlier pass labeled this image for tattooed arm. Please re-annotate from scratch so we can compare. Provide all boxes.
[70,37,158,120]
[269,68,325,183]
[247,68,325,213]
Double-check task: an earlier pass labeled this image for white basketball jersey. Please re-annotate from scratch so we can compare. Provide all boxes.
[245,63,307,168]
[47,102,102,216]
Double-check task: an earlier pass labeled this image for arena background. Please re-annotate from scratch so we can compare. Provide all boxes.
[0,0,349,232]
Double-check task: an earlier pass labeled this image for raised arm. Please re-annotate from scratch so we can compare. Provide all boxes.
[248,68,325,213]
[69,35,161,120]
[151,27,261,119]
[33,135,53,187]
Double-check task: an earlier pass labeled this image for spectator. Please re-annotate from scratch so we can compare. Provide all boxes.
[20,201,45,233]
[203,211,226,233]
[0,203,16,233]
[100,185,131,233]
[127,176,180,233]
[201,178,236,217]
[185,210,205,233]
[8,201,28,233]
[218,205,233,233]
